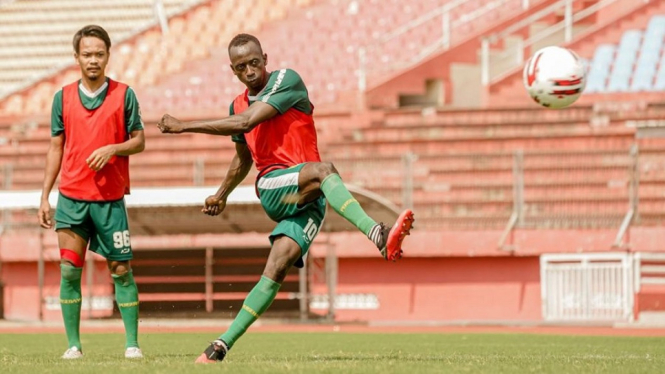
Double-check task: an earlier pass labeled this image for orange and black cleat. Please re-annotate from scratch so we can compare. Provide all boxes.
[372,209,414,261]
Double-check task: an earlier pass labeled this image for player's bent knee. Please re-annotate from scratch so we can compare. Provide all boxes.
[108,260,130,276]
[264,259,292,279]
[60,248,85,268]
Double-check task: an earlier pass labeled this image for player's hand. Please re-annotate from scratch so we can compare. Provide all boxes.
[38,199,53,229]
[157,114,185,134]
[202,195,226,216]
[86,145,116,171]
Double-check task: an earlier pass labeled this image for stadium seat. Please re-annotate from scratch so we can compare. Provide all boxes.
[592,44,616,68]
[0,0,204,107]
[585,44,616,93]
[646,15,665,36]
[585,72,607,93]
[654,70,665,91]
[613,50,637,70]
[629,71,654,92]
[617,30,643,54]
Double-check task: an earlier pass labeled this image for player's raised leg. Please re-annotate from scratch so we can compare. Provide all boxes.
[57,228,87,359]
[298,162,414,261]
[196,235,299,363]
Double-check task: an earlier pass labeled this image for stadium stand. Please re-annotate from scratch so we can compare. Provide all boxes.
[487,0,665,106]
[0,0,313,116]
[0,0,204,101]
[324,104,658,229]
[584,14,665,93]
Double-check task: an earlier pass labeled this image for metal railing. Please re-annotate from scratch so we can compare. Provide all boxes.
[498,150,523,250]
[541,253,634,322]
[0,145,645,241]
[613,144,639,248]
[327,146,638,236]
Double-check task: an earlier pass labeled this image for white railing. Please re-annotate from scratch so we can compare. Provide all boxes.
[358,0,529,91]
[613,144,639,248]
[498,150,523,250]
[541,253,634,322]
[481,0,633,85]
[153,0,170,35]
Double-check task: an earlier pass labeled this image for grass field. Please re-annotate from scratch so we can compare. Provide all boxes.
[1,331,663,373]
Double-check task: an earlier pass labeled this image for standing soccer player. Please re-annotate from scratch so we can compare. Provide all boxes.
[38,25,145,359]
[157,33,414,363]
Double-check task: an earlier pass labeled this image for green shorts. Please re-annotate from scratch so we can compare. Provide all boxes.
[54,193,133,261]
[257,163,326,268]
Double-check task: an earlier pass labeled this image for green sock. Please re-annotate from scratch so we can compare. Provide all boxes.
[320,173,377,235]
[220,276,280,348]
[60,264,83,350]
[112,271,140,349]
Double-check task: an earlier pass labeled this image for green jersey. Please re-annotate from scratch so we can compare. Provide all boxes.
[231,69,311,144]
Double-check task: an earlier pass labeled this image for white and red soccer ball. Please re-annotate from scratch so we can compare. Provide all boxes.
[523,46,586,109]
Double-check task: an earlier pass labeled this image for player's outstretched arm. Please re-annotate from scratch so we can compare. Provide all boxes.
[39,134,64,228]
[86,130,145,172]
[158,101,278,136]
[202,142,254,216]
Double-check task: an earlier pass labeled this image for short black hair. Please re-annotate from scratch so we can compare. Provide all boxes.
[73,25,111,54]
[228,33,263,54]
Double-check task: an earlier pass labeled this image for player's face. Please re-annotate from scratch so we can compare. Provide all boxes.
[229,42,268,93]
[75,37,109,81]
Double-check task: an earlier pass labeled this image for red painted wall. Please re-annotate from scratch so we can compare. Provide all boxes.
[2,260,113,321]
[311,256,542,322]
[3,228,665,322]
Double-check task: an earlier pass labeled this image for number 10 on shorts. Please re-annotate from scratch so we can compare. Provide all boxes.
[113,230,131,248]
[303,218,319,242]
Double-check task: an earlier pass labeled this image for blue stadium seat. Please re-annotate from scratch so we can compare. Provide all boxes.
[617,30,642,54]
[634,64,656,79]
[655,57,665,90]
[585,71,607,93]
[612,56,634,75]
[646,15,665,36]
[641,33,664,51]
[636,48,661,69]
[585,44,615,93]
[629,69,654,92]
[630,19,664,92]
[655,73,665,91]
[607,67,631,92]
[615,43,638,64]
[592,44,616,69]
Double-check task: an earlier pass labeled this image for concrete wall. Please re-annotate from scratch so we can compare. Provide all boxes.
[2,227,665,322]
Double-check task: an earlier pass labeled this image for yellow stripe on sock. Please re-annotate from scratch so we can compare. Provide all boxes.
[242,304,259,318]
[60,298,82,304]
[339,198,358,213]
[118,301,140,308]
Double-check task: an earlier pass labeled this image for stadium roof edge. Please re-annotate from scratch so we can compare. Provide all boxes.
[0,185,401,234]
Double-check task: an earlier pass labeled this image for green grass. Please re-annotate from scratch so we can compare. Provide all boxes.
[0,332,663,373]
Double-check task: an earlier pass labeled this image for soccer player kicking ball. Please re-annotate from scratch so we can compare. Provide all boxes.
[157,33,414,363]
[38,25,146,360]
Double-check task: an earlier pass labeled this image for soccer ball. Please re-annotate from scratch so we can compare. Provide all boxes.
[523,46,586,109]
